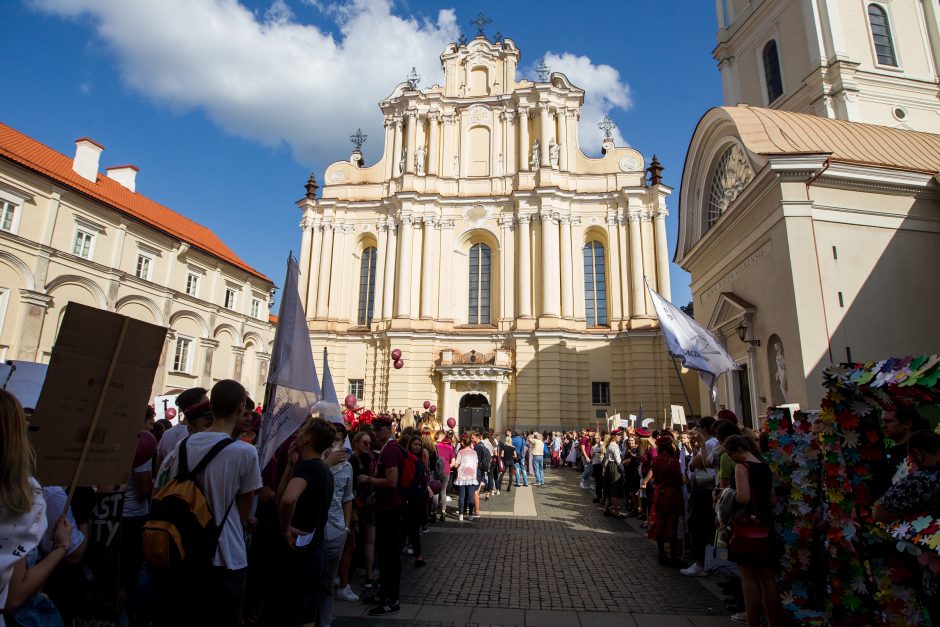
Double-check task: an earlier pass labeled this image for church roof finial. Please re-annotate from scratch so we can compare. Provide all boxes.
[305,172,319,199]
[647,155,664,186]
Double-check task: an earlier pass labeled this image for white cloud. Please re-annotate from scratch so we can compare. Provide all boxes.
[31,0,458,165]
[542,52,633,154]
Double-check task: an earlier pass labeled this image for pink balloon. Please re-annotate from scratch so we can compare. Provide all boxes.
[446,417,456,429]
[165,407,177,420]
[391,348,402,361]
[429,405,437,413]
[344,394,357,410]
[394,359,404,370]
[423,400,431,410]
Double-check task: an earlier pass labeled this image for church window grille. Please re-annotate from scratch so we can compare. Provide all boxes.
[706,144,754,229]
[468,243,491,324]
[868,4,898,67]
[762,40,783,103]
[357,246,377,325]
[583,241,608,327]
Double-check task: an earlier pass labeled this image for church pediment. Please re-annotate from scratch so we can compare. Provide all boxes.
[706,291,755,333]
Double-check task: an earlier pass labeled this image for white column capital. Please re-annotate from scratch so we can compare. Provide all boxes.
[498,215,515,229]
[641,210,654,222]
[299,216,316,231]
[517,214,533,225]
[501,109,516,122]
[443,113,457,125]
[627,211,642,223]
[428,110,442,122]
[655,207,669,220]
[406,110,418,121]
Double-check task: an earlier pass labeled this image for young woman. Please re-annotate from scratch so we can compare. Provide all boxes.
[349,431,377,590]
[453,434,479,521]
[591,433,606,503]
[499,437,516,492]
[622,435,642,516]
[602,430,625,517]
[651,434,685,567]
[402,436,429,567]
[434,433,455,522]
[724,434,781,627]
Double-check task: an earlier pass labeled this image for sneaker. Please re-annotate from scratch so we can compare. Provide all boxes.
[362,579,378,590]
[420,525,429,533]
[403,546,414,556]
[458,514,464,522]
[680,563,708,577]
[336,585,359,602]
[368,602,400,617]
[580,482,589,490]
[445,496,452,502]
[495,490,500,495]
[730,611,748,623]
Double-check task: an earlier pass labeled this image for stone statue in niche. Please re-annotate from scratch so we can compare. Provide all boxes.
[398,153,405,176]
[769,335,788,406]
[453,155,460,177]
[549,140,560,169]
[496,153,504,176]
[530,140,540,170]
[415,146,427,176]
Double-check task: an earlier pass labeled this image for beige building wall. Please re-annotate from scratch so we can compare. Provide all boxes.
[299,36,686,432]
[0,129,275,404]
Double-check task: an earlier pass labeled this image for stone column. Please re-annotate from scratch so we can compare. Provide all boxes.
[420,216,436,319]
[640,211,656,313]
[517,215,532,317]
[427,112,440,176]
[152,331,174,396]
[540,211,560,317]
[232,345,246,383]
[298,215,314,307]
[628,211,646,316]
[16,290,51,362]
[495,378,508,434]
[315,222,334,319]
[559,216,574,319]
[558,109,569,171]
[437,219,455,320]
[442,113,456,178]
[606,213,623,323]
[442,378,454,426]
[392,118,404,177]
[415,116,426,175]
[395,216,414,318]
[499,216,516,321]
[405,112,417,174]
[654,207,672,301]
[374,221,389,320]
[329,223,350,321]
[617,213,630,319]
[200,338,218,388]
[518,107,530,172]
[539,106,552,168]
[383,219,398,319]
[305,222,322,317]
[502,110,516,176]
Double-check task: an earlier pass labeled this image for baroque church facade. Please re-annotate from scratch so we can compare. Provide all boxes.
[677,0,940,422]
[297,35,685,432]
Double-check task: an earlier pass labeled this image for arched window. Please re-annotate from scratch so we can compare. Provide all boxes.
[357,246,377,325]
[707,144,754,228]
[468,243,491,324]
[762,40,783,103]
[868,4,898,66]
[583,241,607,326]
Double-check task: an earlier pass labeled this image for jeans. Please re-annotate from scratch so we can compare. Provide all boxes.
[317,532,347,627]
[514,461,529,486]
[581,460,593,484]
[533,456,544,485]
[436,474,451,514]
[458,484,477,515]
[375,508,403,602]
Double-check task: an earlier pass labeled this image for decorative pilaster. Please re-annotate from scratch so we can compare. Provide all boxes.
[539,106,552,168]
[232,345,246,383]
[436,219,456,320]
[501,110,516,176]
[392,118,404,177]
[374,220,389,320]
[306,222,323,317]
[420,216,437,319]
[606,212,623,323]
[405,112,417,174]
[315,222,334,319]
[628,211,645,316]
[396,215,415,318]
[442,113,457,178]
[382,219,398,319]
[517,215,532,317]
[16,290,51,362]
[298,214,315,307]
[498,215,516,320]
[558,109,570,171]
[640,210,656,314]
[200,338,219,387]
[517,107,530,172]
[427,112,441,176]
[654,207,671,301]
[560,216,574,319]
[539,210,560,317]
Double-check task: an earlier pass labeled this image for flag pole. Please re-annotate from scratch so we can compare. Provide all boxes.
[671,357,694,418]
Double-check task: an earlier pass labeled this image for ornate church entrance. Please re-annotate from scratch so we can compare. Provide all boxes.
[459,393,491,432]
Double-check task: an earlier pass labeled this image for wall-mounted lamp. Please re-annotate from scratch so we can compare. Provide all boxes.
[736,322,760,347]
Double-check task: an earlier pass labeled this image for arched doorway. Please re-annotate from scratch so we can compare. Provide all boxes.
[459,393,491,432]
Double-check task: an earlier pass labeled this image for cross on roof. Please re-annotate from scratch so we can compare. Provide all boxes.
[598,116,617,139]
[535,59,550,82]
[350,128,367,151]
[406,67,421,90]
[469,12,492,36]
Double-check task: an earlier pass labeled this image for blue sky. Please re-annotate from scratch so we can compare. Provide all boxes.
[1,0,722,307]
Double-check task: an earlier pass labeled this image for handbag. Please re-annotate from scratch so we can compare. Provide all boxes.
[729,465,771,560]
[694,468,716,488]
[496,455,505,473]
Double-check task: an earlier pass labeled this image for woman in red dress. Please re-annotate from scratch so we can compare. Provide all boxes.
[651,432,685,567]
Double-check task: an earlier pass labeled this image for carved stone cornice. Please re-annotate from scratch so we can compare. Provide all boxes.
[501,109,516,122]
[438,219,456,229]
[19,289,52,308]
[428,110,442,122]
[517,214,533,225]
[199,338,220,350]
[443,113,457,125]
[539,210,559,224]
[497,215,515,229]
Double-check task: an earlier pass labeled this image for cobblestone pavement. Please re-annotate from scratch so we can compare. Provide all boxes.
[335,465,730,627]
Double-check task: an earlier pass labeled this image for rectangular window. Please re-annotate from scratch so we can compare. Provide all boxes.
[172,336,193,373]
[224,287,237,310]
[349,379,364,400]
[0,201,17,233]
[251,298,261,319]
[185,272,200,297]
[73,229,94,259]
[135,254,153,280]
[592,382,610,405]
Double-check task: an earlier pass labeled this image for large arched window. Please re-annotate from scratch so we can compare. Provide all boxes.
[468,243,491,324]
[357,246,377,325]
[707,144,754,228]
[868,4,898,66]
[583,241,607,327]
[762,40,783,103]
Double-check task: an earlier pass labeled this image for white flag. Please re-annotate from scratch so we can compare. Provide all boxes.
[317,347,343,422]
[257,255,320,471]
[647,283,739,399]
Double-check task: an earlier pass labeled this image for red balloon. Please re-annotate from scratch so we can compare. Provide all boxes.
[394,359,404,370]
[165,407,177,420]
[344,394,357,410]
[423,400,431,410]
[446,417,456,429]
[391,348,402,361]
[430,405,437,413]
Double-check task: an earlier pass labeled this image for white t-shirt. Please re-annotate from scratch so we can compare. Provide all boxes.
[155,432,262,570]
[123,462,153,517]
[0,478,46,620]
[157,423,189,461]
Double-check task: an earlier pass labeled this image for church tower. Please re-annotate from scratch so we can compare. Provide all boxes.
[713,0,940,132]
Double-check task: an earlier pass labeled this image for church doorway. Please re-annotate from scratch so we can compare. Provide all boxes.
[459,393,491,432]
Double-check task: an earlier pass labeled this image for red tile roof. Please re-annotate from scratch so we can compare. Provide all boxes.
[0,122,272,283]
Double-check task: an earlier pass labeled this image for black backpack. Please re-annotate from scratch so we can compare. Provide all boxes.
[143,437,236,572]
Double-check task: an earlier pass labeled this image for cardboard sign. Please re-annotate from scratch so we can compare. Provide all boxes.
[670,405,687,428]
[29,303,167,487]
[153,393,180,424]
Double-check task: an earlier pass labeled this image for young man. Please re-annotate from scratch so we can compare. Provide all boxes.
[579,430,594,489]
[317,424,354,626]
[155,387,208,469]
[155,380,261,627]
[358,416,405,616]
[511,431,529,487]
